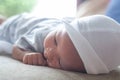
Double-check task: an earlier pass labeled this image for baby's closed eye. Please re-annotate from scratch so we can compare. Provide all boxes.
[54,32,58,46]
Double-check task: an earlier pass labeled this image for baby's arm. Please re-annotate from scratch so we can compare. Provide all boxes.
[12,46,47,66]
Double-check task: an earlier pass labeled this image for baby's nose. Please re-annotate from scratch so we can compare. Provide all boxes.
[44,48,53,58]
[45,48,54,53]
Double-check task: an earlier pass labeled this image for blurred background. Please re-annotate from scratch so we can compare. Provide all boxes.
[0,0,76,18]
[0,0,37,17]
[0,0,109,18]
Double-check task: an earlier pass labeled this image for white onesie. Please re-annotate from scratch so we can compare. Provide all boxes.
[0,13,68,54]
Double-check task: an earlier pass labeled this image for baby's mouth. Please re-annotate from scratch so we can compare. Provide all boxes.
[43,49,48,59]
[43,51,52,67]
[43,48,53,61]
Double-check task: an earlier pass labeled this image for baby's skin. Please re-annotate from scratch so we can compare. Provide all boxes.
[12,28,86,73]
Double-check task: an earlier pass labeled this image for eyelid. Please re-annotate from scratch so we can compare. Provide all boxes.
[54,32,57,45]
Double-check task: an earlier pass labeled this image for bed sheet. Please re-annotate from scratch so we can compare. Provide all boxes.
[0,53,120,80]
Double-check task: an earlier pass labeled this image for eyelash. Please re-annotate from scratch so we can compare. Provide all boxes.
[54,32,57,45]
[59,59,61,67]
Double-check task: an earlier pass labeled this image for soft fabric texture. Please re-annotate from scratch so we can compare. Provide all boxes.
[63,15,120,74]
[0,13,72,53]
[0,41,13,54]
[0,54,120,80]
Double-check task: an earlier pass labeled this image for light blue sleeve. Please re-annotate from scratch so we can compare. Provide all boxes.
[106,0,120,23]
[15,30,37,52]
[15,27,49,53]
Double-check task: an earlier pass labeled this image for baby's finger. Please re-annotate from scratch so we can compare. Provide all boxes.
[27,55,33,65]
[23,55,28,64]
[32,54,38,65]
[37,54,44,65]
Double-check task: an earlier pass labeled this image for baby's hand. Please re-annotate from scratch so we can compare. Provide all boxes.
[23,53,47,66]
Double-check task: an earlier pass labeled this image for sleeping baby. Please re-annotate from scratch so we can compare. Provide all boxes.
[0,13,120,74]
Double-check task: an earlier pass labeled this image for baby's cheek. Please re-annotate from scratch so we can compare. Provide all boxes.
[47,54,61,68]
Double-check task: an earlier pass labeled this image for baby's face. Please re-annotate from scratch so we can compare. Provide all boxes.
[44,28,85,72]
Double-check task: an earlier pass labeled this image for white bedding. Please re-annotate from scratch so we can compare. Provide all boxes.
[0,53,120,80]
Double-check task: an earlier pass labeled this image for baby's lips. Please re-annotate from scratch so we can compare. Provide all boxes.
[43,50,48,59]
[43,60,48,66]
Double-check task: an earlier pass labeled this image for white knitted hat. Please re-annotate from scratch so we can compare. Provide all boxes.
[63,15,120,74]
